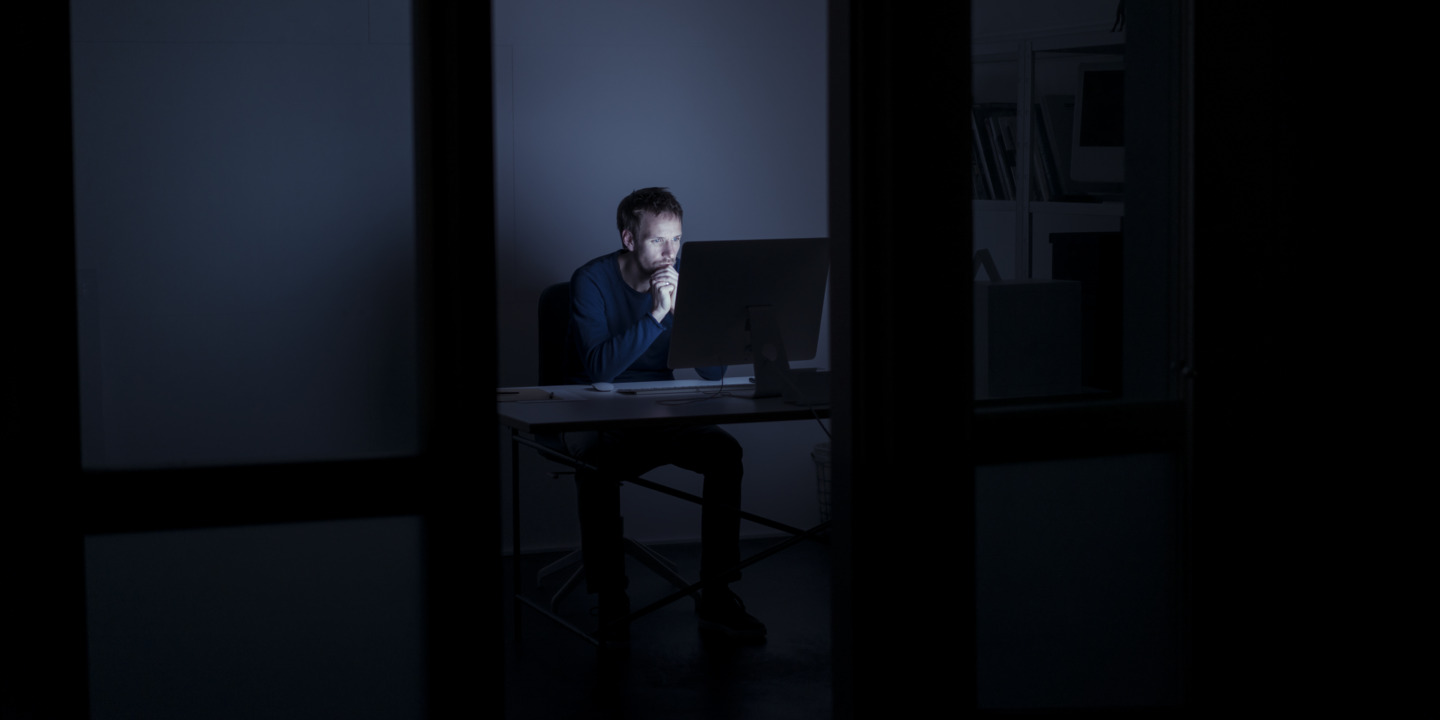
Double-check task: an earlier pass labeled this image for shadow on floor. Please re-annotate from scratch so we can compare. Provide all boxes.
[503,537,832,720]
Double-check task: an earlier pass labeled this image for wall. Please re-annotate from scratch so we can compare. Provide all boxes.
[493,0,831,550]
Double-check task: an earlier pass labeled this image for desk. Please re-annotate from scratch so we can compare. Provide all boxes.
[499,383,830,646]
[499,384,829,433]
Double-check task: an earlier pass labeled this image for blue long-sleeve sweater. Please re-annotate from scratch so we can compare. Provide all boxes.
[564,250,723,384]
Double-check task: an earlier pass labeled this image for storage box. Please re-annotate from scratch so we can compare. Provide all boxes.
[974,280,1083,400]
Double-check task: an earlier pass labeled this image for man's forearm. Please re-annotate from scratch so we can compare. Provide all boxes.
[578,316,664,383]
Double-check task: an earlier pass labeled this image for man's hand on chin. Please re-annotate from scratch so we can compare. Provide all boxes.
[649,266,678,322]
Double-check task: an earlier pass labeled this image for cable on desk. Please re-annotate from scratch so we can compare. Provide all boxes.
[774,370,831,440]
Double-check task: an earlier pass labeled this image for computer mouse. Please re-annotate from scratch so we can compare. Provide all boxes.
[591,382,615,392]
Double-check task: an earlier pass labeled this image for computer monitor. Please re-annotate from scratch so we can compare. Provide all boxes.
[668,237,829,397]
[1069,61,1125,184]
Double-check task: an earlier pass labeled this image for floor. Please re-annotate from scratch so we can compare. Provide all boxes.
[502,536,833,720]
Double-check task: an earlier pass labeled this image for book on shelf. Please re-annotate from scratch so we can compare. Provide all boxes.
[994,110,1019,200]
[971,111,997,200]
[972,103,1017,200]
[1032,102,1063,202]
[971,99,1122,203]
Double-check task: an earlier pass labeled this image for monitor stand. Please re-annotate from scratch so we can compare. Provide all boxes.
[745,306,830,406]
[746,305,789,399]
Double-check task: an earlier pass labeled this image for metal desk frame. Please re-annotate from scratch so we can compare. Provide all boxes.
[500,383,831,648]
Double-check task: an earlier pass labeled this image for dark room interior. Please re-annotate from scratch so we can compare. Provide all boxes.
[5,1,1415,718]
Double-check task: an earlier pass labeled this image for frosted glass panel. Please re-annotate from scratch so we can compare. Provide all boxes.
[71,1,418,468]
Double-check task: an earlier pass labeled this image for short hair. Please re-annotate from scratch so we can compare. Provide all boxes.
[616,187,683,244]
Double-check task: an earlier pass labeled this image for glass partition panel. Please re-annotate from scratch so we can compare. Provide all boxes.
[972,35,1132,402]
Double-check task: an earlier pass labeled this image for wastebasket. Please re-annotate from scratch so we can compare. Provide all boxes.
[811,441,832,524]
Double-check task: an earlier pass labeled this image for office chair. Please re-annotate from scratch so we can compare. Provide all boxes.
[529,282,691,611]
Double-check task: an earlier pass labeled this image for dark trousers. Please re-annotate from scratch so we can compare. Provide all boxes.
[565,424,744,596]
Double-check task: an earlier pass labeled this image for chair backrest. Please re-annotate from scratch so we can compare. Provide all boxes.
[537,282,571,386]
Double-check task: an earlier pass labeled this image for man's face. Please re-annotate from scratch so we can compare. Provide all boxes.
[623,212,682,275]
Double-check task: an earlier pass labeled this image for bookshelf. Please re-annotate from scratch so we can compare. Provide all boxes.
[972,30,1127,400]
[972,31,1124,282]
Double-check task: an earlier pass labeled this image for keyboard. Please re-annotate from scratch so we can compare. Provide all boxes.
[615,379,756,395]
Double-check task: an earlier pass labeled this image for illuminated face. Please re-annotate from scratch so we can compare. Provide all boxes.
[622,212,682,275]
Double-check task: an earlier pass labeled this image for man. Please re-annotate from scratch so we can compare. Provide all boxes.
[562,187,765,644]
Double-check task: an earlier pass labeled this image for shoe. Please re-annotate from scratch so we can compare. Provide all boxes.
[595,591,631,650]
[696,589,767,642]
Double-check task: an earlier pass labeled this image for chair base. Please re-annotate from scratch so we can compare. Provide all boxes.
[536,538,695,612]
